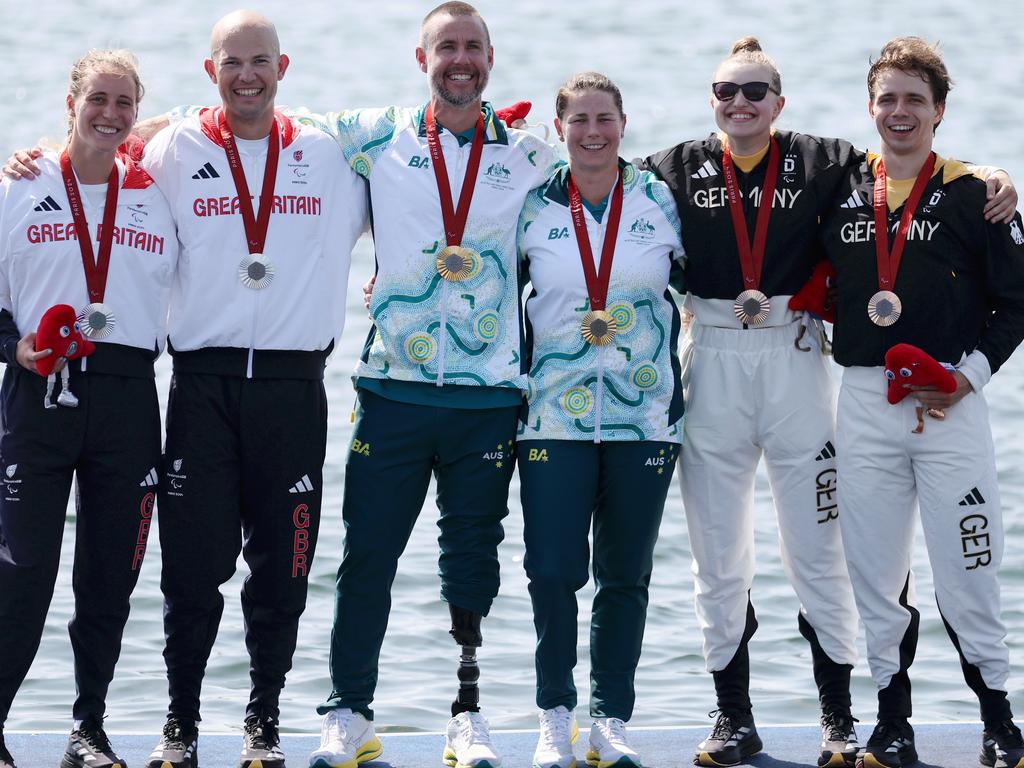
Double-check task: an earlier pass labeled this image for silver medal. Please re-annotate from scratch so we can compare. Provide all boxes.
[77,302,116,340]
[239,253,275,290]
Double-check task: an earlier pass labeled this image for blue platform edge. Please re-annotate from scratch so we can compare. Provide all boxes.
[5,722,989,768]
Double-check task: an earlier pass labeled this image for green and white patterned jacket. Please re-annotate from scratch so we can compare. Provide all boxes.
[518,162,686,443]
[298,103,557,391]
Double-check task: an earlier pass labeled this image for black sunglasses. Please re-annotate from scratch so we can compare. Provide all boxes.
[711,81,778,102]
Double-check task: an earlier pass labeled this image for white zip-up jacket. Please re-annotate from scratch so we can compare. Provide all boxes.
[144,108,367,379]
[0,152,176,375]
[296,103,558,390]
[518,162,686,443]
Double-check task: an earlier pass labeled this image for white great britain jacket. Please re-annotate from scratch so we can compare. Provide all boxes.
[146,108,368,378]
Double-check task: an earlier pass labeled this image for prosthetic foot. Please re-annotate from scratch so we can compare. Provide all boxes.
[449,604,483,716]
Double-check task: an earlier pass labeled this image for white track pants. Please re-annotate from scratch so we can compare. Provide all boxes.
[836,366,1009,694]
[680,321,859,672]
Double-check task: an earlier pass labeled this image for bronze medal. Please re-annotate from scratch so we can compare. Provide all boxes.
[722,139,780,327]
[733,289,771,326]
[580,309,617,346]
[870,152,937,331]
[867,289,902,327]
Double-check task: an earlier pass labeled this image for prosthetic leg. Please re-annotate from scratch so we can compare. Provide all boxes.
[449,604,482,717]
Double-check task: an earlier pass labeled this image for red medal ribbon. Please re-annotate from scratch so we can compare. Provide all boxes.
[59,150,120,304]
[872,152,936,290]
[424,103,485,247]
[219,111,281,254]
[567,170,624,312]
[721,137,780,290]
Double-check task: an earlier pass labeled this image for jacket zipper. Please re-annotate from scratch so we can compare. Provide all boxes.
[436,130,464,386]
[591,210,609,443]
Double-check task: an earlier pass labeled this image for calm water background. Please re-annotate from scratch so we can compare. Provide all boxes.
[2,0,1023,736]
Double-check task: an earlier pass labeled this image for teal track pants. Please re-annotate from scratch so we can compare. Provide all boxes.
[518,439,677,720]
[319,389,518,719]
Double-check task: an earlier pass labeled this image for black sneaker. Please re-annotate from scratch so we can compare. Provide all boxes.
[860,719,916,768]
[694,710,762,766]
[981,719,1024,768]
[0,728,17,768]
[239,714,284,768]
[146,716,199,768]
[61,720,126,768]
[819,710,859,767]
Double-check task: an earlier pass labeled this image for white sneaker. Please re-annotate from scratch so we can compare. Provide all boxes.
[586,717,641,768]
[443,711,501,768]
[533,706,579,768]
[308,708,382,768]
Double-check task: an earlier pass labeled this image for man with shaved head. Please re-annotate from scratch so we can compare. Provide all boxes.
[131,11,368,768]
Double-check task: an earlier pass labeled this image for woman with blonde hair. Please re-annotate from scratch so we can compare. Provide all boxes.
[0,50,176,768]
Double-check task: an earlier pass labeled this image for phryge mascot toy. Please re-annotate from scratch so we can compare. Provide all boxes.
[883,343,957,433]
[35,304,95,409]
[788,261,836,351]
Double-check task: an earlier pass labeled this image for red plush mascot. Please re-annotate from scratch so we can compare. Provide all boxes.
[788,261,836,351]
[35,304,95,409]
[789,261,837,322]
[883,343,957,433]
[495,101,532,127]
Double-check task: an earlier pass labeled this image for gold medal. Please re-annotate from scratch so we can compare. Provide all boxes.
[239,253,275,289]
[733,289,771,325]
[581,310,618,345]
[435,246,477,282]
[77,302,116,340]
[867,289,901,327]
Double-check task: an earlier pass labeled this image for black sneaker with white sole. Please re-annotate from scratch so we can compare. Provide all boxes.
[61,720,126,768]
[981,719,1024,768]
[146,716,199,768]
[860,719,916,768]
[0,729,16,768]
[694,710,762,767]
[239,714,285,768]
[819,710,859,767]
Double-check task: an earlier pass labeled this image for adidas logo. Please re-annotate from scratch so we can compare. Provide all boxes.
[815,441,836,461]
[958,487,986,506]
[191,162,220,180]
[33,195,62,212]
[690,159,718,180]
[139,467,159,487]
[289,474,315,494]
[840,191,865,209]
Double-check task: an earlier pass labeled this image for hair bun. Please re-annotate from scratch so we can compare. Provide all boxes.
[730,36,762,55]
